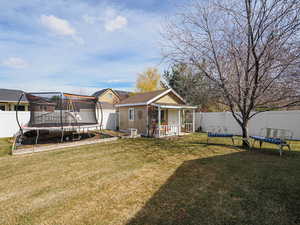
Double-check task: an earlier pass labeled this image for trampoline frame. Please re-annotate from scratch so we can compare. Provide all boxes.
[13,91,103,152]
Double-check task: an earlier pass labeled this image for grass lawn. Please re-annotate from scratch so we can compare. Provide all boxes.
[0,137,13,157]
[0,133,300,225]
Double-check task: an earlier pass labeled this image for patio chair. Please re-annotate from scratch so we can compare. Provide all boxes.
[207,126,235,145]
[250,128,292,156]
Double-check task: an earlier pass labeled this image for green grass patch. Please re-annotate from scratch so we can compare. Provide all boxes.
[0,133,299,225]
[0,137,12,156]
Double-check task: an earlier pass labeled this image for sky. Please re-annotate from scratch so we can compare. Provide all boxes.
[0,0,185,95]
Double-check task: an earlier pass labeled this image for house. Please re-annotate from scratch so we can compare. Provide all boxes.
[0,88,29,111]
[92,88,131,105]
[116,89,197,137]
[92,88,131,130]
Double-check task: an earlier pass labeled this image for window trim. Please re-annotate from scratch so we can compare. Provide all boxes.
[128,108,134,121]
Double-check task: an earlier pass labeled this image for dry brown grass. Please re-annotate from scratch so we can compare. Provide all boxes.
[0,134,300,225]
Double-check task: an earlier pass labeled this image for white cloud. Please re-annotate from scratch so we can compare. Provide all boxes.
[104,15,128,32]
[2,57,29,69]
[83,9,128,32]
[40,15,84,44]
[40,15,76,36]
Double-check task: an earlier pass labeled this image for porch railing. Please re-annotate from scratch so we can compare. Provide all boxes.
[152,123,194,137]
[159,125,180,137]
[183,123,193,133]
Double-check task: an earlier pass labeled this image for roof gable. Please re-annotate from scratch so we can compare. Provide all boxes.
[92,88,131,101]
[92,88,109,97]
[154,92,185,105]
[117,89,186,106]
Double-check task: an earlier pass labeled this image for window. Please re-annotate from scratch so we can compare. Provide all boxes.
[14,105,25,111]
[128,108,134,121]
[0,104,5,111]
[150,109,168,123]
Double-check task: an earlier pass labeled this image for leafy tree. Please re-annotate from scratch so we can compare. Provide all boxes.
[136,67,161,93]
[163,63,217,109]
[163,0,300,146]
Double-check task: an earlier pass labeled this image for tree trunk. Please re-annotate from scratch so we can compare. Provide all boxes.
[241,121,249,148]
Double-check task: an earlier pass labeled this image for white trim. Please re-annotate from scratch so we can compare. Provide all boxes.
[146,89,172,104]
[151,103,197,109]
[158,107,161,138]
[116,102,147,107]
[128,108,134,121]
[169,89,186,104]
[0,101,28,103]
[147,88,186,104]
[146,106,149,136]
[178,109,181,134]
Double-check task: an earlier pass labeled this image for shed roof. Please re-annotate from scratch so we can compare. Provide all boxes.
[118,89,166,105]
[0,88,28,102]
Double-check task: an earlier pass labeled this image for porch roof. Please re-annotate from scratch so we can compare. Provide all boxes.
[151,103,197,109]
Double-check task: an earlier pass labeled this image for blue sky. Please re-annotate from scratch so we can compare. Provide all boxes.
[0,0,184,94]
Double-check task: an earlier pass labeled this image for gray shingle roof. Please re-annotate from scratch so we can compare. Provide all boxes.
[0,88,28,102]
[118,89,167,105]
[92,88,109,97]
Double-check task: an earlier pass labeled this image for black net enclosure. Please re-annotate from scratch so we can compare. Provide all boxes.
[22,92,100,128]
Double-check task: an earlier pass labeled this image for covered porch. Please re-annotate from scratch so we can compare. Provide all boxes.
[148,103,197,138]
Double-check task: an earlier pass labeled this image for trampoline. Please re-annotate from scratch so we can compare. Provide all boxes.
[13,92,103,150]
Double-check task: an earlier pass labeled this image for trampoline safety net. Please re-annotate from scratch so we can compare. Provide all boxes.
[25,92,99,128]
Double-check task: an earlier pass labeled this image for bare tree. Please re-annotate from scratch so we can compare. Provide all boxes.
[162,0,300,146]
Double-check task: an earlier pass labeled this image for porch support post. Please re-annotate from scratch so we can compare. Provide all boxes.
[146,106,149,137]
[158,107,161,138]
[192,109,195,132]
[178,109,181,135]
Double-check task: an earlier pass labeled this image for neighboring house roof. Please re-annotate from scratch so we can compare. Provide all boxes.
[92,88,109,97]
[0,88,28,103]
[116,89,186,107]
[92,88,131,101]
[115,90,131,101]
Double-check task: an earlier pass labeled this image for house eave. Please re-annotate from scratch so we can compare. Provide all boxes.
[150,103,197,109]
[0,100,28,103]
[115,102,148,107]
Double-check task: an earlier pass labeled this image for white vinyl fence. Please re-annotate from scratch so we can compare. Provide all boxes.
[101,109,117,130]
[0,110,117,138]
[196,110,300,139]
[0,112,30,138]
